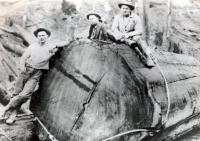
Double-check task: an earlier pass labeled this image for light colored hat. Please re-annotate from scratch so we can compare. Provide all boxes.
[118,0,135,10]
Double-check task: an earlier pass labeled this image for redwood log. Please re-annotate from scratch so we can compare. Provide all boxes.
[32,39,200,141]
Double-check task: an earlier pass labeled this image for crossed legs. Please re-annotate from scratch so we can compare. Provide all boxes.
[1,68,42,122]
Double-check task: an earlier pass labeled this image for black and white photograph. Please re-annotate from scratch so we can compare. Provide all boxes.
[0,0,200,140]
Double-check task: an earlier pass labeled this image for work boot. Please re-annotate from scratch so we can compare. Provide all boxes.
[5,110,16,125]
[5,116,16,125]
[146,56,155,68]
[124,39,136,46]
[0,109,7,120]
[0,108,11,121]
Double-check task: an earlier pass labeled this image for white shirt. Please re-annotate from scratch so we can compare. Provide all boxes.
[22,43,56,70]
[111,13,143,35]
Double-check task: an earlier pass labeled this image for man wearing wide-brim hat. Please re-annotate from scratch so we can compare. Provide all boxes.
[86,12,108,41]
[109,0,155,67]
[0,28,70,124]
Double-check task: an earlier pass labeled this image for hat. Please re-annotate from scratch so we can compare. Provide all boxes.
[118,1,135,10]
[33,28,51,37]
[86,13,102,22]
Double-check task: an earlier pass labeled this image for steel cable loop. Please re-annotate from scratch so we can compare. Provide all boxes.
[150,54,170,125]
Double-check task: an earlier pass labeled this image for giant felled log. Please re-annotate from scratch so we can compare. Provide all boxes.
[31,39,200,141]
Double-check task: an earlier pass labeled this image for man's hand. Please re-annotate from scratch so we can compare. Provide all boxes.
[114,34,123,41]
[49,47,58,55]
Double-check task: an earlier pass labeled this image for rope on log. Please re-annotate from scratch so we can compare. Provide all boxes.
[102,129,159,141]
[34,117,59,141]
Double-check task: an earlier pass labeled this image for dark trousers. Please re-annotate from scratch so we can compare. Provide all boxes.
[7,64,42,109]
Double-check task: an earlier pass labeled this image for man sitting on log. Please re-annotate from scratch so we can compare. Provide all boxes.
[108,0,155,67]
[87,13,108,41]
[0,28,68,124]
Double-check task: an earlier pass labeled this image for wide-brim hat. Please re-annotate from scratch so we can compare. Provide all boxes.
[118,1,135,10]
[33,28,51,37]
[86,13,102,22]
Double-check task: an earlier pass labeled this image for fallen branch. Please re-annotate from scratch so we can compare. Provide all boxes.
[0,37,24,56]
[13,23,35,44]
[0,25,29,46]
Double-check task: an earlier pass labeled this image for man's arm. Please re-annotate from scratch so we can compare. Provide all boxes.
[110,16,124,40]
[111,16,119,32]
[55,39,71,48]
[88,25,93,39]
[48,39,72,55]
[19,47,31,71]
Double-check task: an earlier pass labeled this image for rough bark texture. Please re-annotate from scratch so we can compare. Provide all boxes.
[31,39,200,141]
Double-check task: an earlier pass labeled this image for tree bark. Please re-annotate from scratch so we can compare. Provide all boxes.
[141,0,150,43]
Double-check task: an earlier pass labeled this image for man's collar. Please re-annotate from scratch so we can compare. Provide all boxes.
[38,42,49,47]
[119,13,134,18]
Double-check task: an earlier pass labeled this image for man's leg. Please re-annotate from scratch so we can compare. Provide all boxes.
[2,70,42,117]
[5,110,17,124]
[12,65,36,97]
[0,72,30,118]
[20,82,39,115]
[126,38,155,67]
[136,39,155,67]
[20,98,33,115]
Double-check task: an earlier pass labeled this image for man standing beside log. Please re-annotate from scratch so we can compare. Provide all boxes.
[0,28,67,124]
[109,0,155,67]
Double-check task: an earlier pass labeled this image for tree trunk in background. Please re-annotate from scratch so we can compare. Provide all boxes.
[142,0,150,43]
[162,0,172,50]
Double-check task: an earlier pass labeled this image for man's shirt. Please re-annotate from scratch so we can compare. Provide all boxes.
[111,13,143,35]
[88,23,108,41]
[22,43,55,70]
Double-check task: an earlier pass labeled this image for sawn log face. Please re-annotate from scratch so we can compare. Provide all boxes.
[32,39,200,141]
